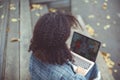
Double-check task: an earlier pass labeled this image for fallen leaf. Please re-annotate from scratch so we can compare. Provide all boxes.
[114,69,117,73]
[35,13,41,17]
[104,25,110,30]
[96,22,100,26]
[106,15,111,19]
[102,52,115,69]
[85,24,95,36]
[10,6,16,10]
[102,43,106,48]
[88,15,95,19]
[49,8,57,12]
[11,18,18,22]
[102,2,107,10]
[32,4,43,10]
[1,14,4,19]
[10,38,20,42]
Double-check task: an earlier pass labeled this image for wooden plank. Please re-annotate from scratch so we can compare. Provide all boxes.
[30,0,56,4]
[3,0,20,80]
[31,4,48,29]
[20,0,32,80]
[47,0,70,9]
[0,1,9,79]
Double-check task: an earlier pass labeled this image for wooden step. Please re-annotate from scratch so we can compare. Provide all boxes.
[3,0,20,80]
[47,0,71,10]
[30,0,56,4]
[20,0,32,79]
[0,0,9,79]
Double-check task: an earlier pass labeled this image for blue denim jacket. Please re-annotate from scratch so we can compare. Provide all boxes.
[29,54,86,80]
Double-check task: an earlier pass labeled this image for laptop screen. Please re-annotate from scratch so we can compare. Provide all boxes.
[70,32,101,62]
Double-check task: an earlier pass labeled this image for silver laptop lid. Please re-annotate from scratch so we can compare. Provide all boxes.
[70,32,101,62]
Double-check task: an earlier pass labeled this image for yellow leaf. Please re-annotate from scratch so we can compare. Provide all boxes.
[1,14,4,19]
[10,38,20,42]
[49,8,57,12]
[106,15,111,19]
[35,13,41,17]
[88,15,95,19]
[11,18,18,22]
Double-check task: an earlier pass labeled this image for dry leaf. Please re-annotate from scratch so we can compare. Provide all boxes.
[114,69,117,73]
[32,4,43,10]
[11,18,18,22]
[97,22,100,26]
[10,6,16,10]
[104,25,110,30]
[106,15,111,19]
[1,14,4,19]
[35,13,41,17]
[10,38,20,42]
[102,52,115,69]
[88,15,95,19]
[102,43,106,47]
[102,2,107,10]
[85,24,95,36]
[49,8,57,12]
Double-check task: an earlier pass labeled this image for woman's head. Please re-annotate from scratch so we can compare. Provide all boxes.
[29,11,80,64]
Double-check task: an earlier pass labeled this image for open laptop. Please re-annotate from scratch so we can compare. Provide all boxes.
[70,31,101,76]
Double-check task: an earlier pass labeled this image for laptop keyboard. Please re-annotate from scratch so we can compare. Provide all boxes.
[74,56,92,69]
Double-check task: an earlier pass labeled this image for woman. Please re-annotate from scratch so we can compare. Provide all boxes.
[29,11,101,80]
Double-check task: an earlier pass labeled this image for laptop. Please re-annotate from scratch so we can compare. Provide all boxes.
[70,31,101,76]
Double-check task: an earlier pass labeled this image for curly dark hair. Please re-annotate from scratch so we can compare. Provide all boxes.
[29,11,81,65]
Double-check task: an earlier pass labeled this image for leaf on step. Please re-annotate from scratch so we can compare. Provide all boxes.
[106,15,111,19]
[114,69,117,73]
[32,4,43,10]
[35,13,41,17]
[96,22,100,26]
[104,25,110,30]
[102,2,107,10]
[10,38,20,42]
[85,24,95,36]
[102,43,106,48]
[88,15,95,19]
[49,8,57,12]
[11,18,18,22]
[1,14,4,19]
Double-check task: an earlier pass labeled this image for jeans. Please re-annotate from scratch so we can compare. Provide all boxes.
[85,63,98,80]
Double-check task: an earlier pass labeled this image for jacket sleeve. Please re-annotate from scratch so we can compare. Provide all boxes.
[60,73,87,80]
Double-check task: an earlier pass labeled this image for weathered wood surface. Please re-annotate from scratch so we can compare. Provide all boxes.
[30,0,56,4]
[20,0,32,80]
[4,0,20,80]
[31,4,48,29]
[0,0,9,79]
